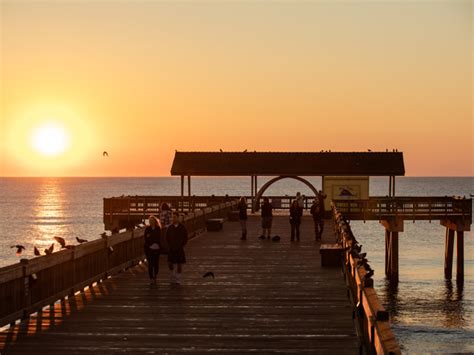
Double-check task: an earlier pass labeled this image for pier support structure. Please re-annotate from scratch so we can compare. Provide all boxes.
[441,219,470,283]
[380,218,404,283]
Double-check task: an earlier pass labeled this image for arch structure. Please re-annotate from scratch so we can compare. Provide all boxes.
[253,176,318,211]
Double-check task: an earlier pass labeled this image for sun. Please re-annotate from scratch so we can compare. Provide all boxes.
[31,122,70,157]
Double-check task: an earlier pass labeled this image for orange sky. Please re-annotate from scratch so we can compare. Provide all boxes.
[1,1,472,177]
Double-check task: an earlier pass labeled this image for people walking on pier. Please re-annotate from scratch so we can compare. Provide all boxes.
[290,200,303,241]
[166,212,188,284]
[260,197,273,240]
[144,215,162,285]
[238,197,248,240]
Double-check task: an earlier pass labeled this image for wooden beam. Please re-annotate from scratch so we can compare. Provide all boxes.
[388,176,392,197]
[456,231,464,282]
[380,218,404,232]
[187,175,191,197]
[392,176,396,196]
[440,219,471,232]
[444,228,455,279]
[180,175,184,198]
[386,231,389,276]
[389,231,399,282]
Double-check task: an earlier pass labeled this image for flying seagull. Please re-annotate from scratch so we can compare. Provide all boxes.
[103,151,109,157]
[11,245,25,255]
[76,237,88,244]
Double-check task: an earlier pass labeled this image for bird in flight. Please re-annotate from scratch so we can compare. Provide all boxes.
[203,271,215,279]
[11,245,26,255]
[103,151,109,157]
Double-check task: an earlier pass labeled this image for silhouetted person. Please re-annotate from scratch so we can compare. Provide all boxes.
[166,212,188,284]
[289,200,302,241]
[310,190,327,241]
[144,215,162,285]
[260,197,273,240]
[238,197,248,240]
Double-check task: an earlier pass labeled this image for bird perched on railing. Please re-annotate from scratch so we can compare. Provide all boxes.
[34,246,41,256]
[44,243,54,255]
[11,245,25,255]
[76,237,88,244]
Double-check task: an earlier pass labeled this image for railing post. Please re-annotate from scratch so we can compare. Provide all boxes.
[20,259,30,320]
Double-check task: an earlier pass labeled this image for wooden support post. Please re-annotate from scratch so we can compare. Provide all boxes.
[187,176,191,197]
[385,230,390,276]
[251,176,255,213]
[392,176,396,196]
[388,176,392,197]
[444,228,455,279]
[254,175,258,196]
[180,175,184,197]
[390,232,399,282]
[456,231,464,282]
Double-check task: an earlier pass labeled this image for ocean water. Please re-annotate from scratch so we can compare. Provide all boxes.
[0,176,473,353]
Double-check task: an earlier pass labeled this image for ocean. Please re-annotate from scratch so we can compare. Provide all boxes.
[0,176,473,353]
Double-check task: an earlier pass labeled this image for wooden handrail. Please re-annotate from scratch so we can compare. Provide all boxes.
[332,202,401,355]
[0,200,238,329]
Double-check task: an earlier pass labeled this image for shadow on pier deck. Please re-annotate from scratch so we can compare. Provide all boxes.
[1,216,358,354]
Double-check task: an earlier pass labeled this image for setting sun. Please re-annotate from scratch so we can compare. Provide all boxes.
[31,123,70,157]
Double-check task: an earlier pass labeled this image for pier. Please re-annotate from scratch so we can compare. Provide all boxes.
[1,151,471,354]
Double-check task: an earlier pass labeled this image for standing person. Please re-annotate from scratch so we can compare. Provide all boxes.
[144,215,162,285]
[296,192,304,209]
[260,197,273,240]
[289,200,303,242]
[159,202,172,229]
[238,197,248,240]
[159,202,172,254]
[166,212,188,284]
[310,190,327,241]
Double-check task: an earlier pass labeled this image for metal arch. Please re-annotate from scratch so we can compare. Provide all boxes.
[253,176,319,211]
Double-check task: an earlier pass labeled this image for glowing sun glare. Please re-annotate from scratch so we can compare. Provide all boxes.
[31,123,70,156]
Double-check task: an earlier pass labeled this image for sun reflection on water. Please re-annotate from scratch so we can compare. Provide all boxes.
[33,178,67,249]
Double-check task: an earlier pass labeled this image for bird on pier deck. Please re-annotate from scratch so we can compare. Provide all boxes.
[219,149,223,152]
[367,149,372,152]
[76,237,88,244]
[11,245,25,255]
[34,246,41,256]
[44,243,54,255]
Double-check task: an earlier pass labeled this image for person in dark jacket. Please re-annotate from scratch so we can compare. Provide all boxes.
[260,197,273,240]
[144,215,162,285]
[289,200,303,241]
[238,196,248,240]
[166,212,188,284]
[310,190,327,241]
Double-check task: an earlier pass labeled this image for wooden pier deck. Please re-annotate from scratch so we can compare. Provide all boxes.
[1,216,358,354]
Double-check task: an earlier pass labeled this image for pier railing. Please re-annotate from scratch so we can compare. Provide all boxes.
[333,196,472,222]
[332,202,401,355]
[103,195,315,230]
[0,200,237,329]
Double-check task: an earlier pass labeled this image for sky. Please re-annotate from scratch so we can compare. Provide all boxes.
[0,0,472,177]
